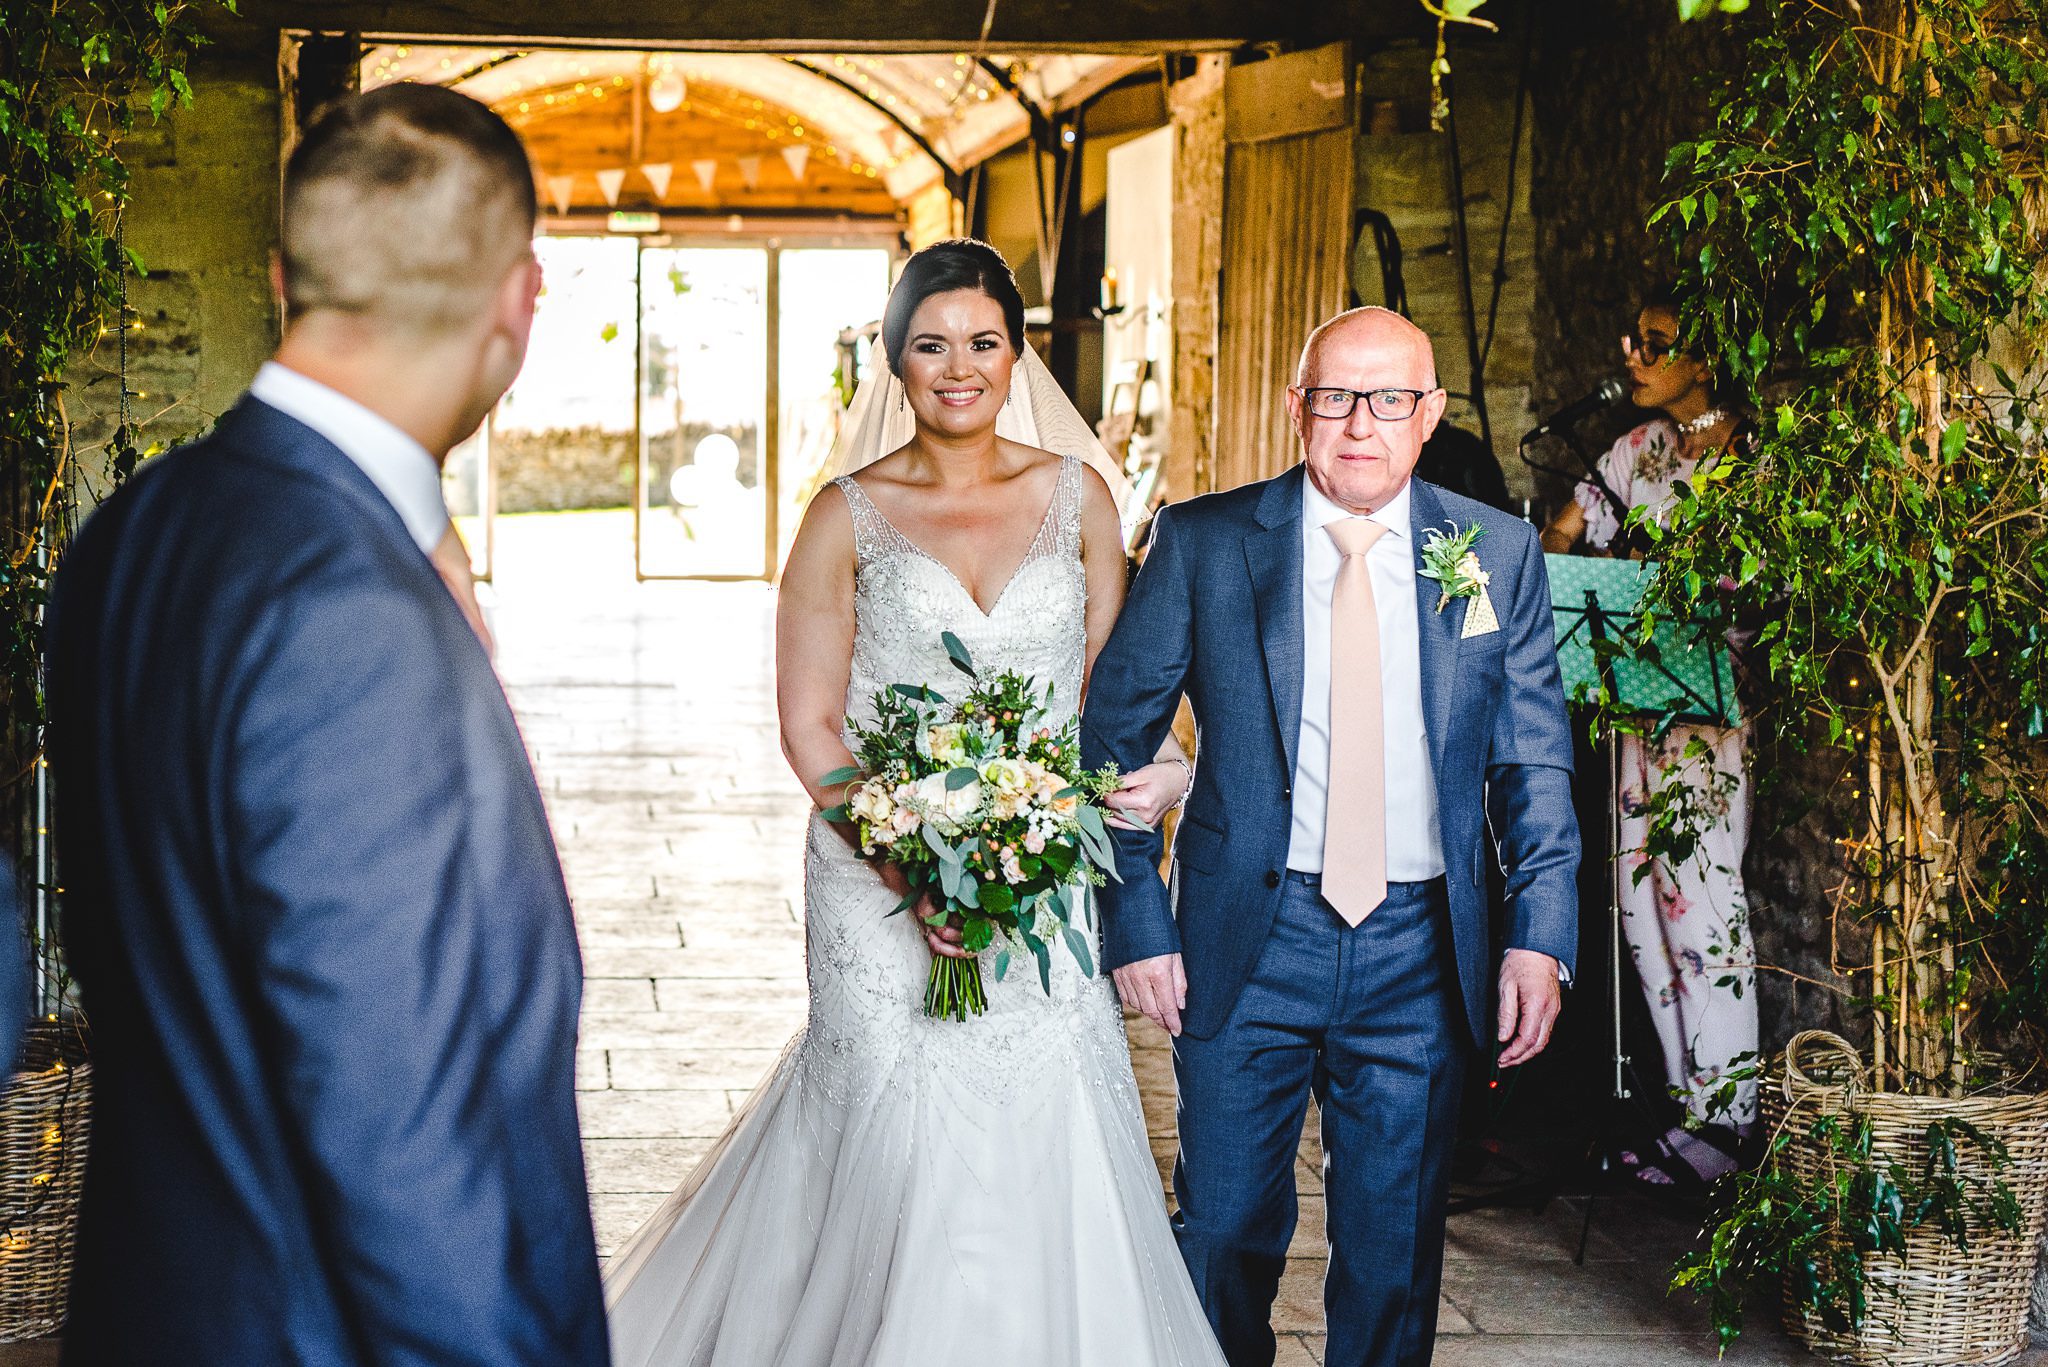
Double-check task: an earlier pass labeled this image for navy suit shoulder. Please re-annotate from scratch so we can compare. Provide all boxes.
[51,401,609,1367]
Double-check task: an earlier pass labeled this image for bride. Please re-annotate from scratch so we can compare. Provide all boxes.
[603,240,1227,1366]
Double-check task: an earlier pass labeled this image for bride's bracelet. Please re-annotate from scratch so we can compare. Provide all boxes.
[1166,757,1195,810]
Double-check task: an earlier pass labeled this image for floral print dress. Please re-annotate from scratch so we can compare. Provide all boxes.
[1576,420,1757,1127]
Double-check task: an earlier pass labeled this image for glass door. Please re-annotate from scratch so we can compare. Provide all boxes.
[636,247,771,580]
[491,235,641,584]
[775,247,893,569]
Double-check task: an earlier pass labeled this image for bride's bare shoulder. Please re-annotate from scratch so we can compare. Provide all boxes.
[995,438,1068,489]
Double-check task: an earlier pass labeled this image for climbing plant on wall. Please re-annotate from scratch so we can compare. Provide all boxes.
[0,3,226,819]
[1634,0,2048,1348]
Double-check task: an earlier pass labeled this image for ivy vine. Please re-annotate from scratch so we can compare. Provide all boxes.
[0,3,226,799]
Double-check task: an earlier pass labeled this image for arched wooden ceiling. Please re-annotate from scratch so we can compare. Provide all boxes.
[501,75,900,217]
[360,45,1151,205]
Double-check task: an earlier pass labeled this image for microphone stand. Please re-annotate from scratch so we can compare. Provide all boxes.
[1518,425,1632,534]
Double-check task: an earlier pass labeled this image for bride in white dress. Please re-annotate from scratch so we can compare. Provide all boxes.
[603,240,1228,1367]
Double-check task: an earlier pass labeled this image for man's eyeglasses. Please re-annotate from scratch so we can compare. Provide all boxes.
[1622,333,1676,364]
[1295,386,1436,421]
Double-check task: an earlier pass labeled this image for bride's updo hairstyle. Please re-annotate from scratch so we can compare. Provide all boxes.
[880,239,1027,377]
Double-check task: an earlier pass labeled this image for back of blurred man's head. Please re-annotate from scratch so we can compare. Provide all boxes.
[282,82,536,337]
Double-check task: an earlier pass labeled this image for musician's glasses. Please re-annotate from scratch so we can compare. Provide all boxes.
[1622,333,1675,364]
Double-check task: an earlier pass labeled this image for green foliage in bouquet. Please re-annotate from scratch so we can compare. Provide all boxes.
[821,632,1133,1022]
[1631,0,2048,1345]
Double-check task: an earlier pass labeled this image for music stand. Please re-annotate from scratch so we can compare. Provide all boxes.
[1545,553,1740,1259]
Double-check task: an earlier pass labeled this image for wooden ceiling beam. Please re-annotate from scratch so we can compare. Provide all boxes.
[237,0,1342,51]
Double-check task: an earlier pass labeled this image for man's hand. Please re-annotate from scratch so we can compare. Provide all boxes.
[1112,952,1187,1036]
[1496,948,1563,1068]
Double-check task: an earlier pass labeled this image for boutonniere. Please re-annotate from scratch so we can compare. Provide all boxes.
[1418,521,1501,638]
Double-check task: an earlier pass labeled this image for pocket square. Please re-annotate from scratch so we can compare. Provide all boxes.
[1460,586,1500,639]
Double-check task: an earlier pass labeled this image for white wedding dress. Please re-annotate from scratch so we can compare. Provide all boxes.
[603,455,1227,1367]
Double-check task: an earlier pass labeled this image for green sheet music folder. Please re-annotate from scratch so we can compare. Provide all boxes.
[1545,553,1741,728]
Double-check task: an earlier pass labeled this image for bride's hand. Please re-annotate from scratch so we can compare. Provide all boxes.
[876,860,969,959]
[1105,761,1188,831]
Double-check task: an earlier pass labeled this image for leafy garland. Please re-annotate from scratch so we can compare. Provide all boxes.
[0,1,226,796]
[1630,0,2048,1343]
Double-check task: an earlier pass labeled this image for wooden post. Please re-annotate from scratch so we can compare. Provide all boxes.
[1167,56,1225,501]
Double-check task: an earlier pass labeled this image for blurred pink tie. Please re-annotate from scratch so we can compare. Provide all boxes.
[1324,518,1388,925]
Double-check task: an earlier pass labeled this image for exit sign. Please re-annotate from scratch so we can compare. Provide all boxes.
[607,211,661,234]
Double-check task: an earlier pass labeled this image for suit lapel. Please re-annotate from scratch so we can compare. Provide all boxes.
[1409,479,1459,773]
[1245,466,1308,784]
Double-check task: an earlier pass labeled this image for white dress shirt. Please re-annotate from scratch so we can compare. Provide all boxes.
[1286,475,1446,880]
[248,361,449,554]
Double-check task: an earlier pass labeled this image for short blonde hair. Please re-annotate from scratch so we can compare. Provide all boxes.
[282,83,536,334]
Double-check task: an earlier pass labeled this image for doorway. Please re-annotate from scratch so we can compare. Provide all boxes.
[452,233,892,584]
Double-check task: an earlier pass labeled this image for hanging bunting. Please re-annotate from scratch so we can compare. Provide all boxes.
[641,162,674,200]
[595,168,627,207]
[736,156,762,191]
[780,145,810,183]
[545,174,574,217]
[692,158,718,194]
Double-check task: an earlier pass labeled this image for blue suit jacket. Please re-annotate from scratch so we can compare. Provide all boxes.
[1082,468,1580,1045]
[48,399,609,1365]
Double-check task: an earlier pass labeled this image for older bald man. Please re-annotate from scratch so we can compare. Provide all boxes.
[1084,307,1579,1367]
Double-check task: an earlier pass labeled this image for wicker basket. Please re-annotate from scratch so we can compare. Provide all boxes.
[1764,1030,2048,1367]
[0,1022,91,1341]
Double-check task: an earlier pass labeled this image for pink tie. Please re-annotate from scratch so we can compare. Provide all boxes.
[1324,518,1388,925]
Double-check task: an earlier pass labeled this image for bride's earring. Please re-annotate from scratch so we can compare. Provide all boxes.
[898,390,905,413]
[1004,387,1013,409]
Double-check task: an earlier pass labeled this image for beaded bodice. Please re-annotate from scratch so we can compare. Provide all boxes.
[833,457,1087,743]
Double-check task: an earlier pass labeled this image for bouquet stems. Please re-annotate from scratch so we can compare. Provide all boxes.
[924,954,988,1021]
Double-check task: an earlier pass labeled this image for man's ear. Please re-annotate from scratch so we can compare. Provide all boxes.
[1418,387,1449,444]
[268,252,287,312]
[1283,385,1307,442]
[493,249,542,346]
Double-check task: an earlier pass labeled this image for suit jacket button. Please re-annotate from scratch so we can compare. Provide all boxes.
[1265,870,1281,889]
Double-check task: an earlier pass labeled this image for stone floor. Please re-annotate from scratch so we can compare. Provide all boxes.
[478,513,1887,1367]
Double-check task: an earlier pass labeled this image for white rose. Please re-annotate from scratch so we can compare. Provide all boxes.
[889,806,922,838]
[913,771,982,825]
[980,757,1029,794]
[1023,829,1046,855]
[999,848,1026,884]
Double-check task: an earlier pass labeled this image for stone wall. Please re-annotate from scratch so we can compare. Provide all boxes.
[1355,37,1537,503]
[1527,1,1745,448]
[65,41,282,500]
[470,424,761,515]
[484,429,635,514]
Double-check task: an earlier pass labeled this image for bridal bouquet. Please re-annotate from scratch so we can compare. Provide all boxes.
[821,632,1133,1021]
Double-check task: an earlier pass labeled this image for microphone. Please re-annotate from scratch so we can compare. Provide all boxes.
[1522,377,1629,444]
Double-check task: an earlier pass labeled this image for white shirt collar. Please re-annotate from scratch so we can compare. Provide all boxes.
[248,361,449,554]
[1302,468,1412,541]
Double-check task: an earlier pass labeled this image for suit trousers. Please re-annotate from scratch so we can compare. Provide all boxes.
[1171,874,1468,1367]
